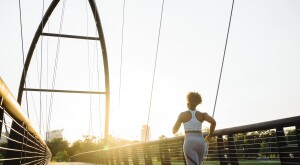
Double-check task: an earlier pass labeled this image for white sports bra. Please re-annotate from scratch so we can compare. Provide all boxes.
[183,110,202,132]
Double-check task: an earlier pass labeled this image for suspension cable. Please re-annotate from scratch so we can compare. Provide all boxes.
[39,0,45,136]
[118,0,126,113]
[212,0,234,118]
[85,0,94,137]
[204,1,235,164]
[45,8,50,140]
[18,0,30,118]
[145,0,165,142]
[47,0,67,133]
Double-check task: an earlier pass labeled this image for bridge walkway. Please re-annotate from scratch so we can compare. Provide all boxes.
[49,162,96,165]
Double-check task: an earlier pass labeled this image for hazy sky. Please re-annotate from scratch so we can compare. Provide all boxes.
[1,0,300,142]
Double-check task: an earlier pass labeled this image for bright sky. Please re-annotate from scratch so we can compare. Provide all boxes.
[1,0,300,143]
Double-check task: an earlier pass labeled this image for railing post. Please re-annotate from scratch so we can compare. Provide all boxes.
[20,122,25,164]
[105,151,110,165]
[131,146,139,165]
[143,144,152,165]
[23,126,30,164]
[100,151,105,165]
[276,125,300,164]
[228,134,239,165]
[28,132,36,164]
[109,150,115,165]
[93,152,97,164]
[293,124,300,163]
[43,143,47,164]
[4,122,24,164]
[115,148,121,165]
[36,136,44,164]
[0,97,4,136]
[217,135,228,165]
[98,151,102,164]
[276,127,289,164]
[122,148,129,165]
[94,152,99,164]
[159,140,171,165]
[297,124,300,154]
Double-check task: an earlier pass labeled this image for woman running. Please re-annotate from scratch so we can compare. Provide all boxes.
[172,92,216,165]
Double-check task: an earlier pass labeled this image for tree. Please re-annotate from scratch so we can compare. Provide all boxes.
[243,132,260,159]
[67,140,82,156]
[54,150,69,162]
[286,128,297,145]
[47,138,69,160]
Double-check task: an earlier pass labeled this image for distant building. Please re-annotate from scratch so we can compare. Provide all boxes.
[46,129,63,142]
[141,125,151,142]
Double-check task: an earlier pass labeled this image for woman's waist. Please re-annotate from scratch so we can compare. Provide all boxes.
[185,130,202,134]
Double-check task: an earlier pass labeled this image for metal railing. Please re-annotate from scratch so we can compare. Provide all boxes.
[0,77,51,164]
[71,116,300,164]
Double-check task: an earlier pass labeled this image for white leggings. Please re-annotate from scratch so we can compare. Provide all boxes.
[183,133,206,165]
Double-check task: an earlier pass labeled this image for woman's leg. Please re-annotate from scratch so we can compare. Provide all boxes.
[197,138,206,163]
[183,136,200,165]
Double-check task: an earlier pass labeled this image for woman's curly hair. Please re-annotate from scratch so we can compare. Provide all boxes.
[186,92,202,107]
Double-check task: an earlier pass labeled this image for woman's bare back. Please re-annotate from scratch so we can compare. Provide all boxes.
[180,110,206,123]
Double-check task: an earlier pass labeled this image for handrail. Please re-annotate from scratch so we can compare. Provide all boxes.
[0,77,46,147]
[0,77,51,164]
[214,115,300,135]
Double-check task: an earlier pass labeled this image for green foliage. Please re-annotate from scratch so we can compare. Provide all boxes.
[46,138,69,161]
[286,128,296,135]
[67,134,135,157]
[67,140,81,156]
[53,150,69,162]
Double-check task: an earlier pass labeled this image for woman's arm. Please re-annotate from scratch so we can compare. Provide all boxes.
[203,113,216,140]
[172,113,182,134]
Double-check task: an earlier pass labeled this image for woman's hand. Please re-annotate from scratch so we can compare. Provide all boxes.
[205,135,212,142]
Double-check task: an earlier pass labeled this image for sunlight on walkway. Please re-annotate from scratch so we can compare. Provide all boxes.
[48,162,96,165]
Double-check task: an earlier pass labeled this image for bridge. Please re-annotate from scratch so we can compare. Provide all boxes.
[1,76,300,164]
[1,0,300,164]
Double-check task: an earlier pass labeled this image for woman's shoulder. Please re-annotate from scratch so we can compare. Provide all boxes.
[195,110,207,120]
[179,110,191,118]
[180,110,191,115]
[195,110,207,114]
